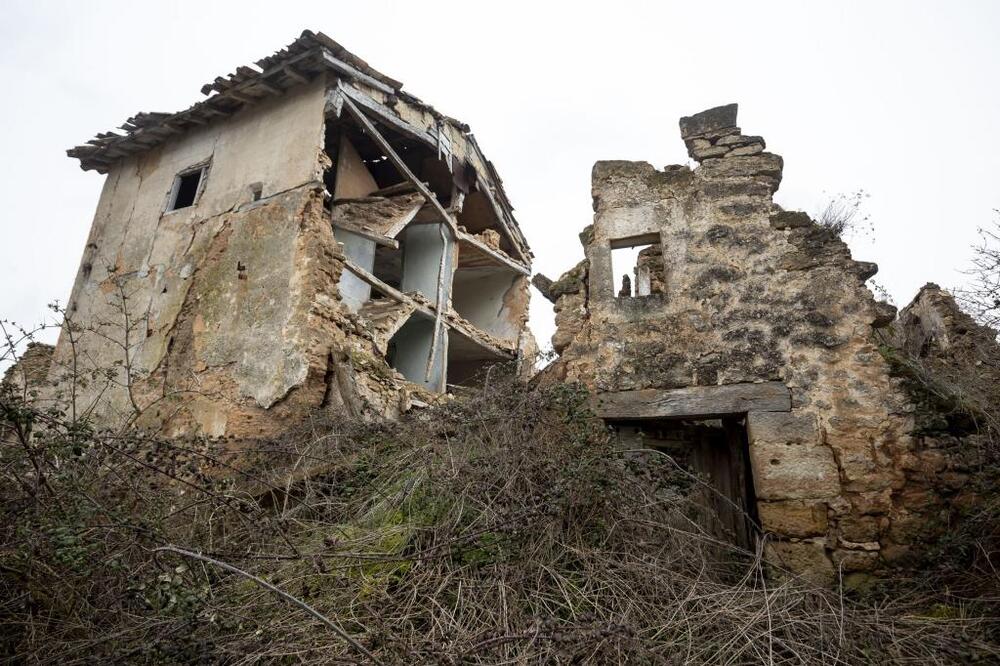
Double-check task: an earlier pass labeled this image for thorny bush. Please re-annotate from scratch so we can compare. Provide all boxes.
[3,370,1000,664]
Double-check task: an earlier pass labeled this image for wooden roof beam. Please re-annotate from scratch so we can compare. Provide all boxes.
[340,92,457,236]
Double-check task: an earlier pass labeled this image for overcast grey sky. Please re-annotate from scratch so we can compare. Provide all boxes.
[1,0,997,351]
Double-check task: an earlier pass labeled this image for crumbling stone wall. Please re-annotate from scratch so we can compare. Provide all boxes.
[539,104,989,580]
[879,284,1000,563]
[2,342,54,397]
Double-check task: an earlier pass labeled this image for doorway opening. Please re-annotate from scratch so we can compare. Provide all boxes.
[610,416,759,550]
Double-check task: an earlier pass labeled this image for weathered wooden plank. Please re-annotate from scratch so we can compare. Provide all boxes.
[334,84,438,148]
[457,231,530,276]
[332,222,400,249]
[320,49,395,95]
[370,181,418,197]
[227,90,259,105]
[593,382,791,420]
[342,257,420,310]
[254,79,284,96]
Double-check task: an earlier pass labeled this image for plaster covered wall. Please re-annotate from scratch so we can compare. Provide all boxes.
[338,230,376,312]
[451,269,524,342]
[540,104,983,581]
[400,223,456,307]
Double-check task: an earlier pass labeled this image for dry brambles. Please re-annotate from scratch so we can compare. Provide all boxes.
[3,369,1000,664]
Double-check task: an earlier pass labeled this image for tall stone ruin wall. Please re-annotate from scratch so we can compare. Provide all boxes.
[539,104,991,580]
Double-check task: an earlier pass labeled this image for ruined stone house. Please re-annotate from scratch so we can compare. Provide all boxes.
[51,31,534,437]
[26,31,997,581]
[535,103,994,580]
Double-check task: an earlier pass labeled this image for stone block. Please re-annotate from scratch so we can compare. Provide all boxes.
[835,445,896,493]
[748,411,820,445]
[838,515,883,542]
[852,261,879,280]
[679,103,739,139]
[750,441,842,500]
[717,134,766,148]
[851,489,893,515]
[765,539,835,584]
[698,154,784,194]
[888,512,928,543]
[758,500,829,537]
[691,145,730,160]
[871,301,897,328]
[832,548,879,572]
[728,143,764,157]
[778,250,821,271]
[771,210,813,229]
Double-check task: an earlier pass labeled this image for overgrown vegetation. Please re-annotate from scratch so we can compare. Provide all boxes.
[816,190,874,241]
[3,363,1000,664]
[957,211,1000,330]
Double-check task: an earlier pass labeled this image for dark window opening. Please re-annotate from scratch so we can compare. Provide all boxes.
[169,169,205,211]
[372,243,403,296]
[609,417,759,551]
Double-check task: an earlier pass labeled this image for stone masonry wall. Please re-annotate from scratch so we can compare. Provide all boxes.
[541,104,982,581]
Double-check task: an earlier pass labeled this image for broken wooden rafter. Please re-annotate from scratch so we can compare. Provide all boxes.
[341,258,515,362]
[465,135,531,261]
[472,172,531,265]
[282,65,310,85]
[334,84,438,150]
[320,49,395,96]
[370,181,418,197]
[341,257,431,316]
[333,223,400,249]
[340,93,457,235]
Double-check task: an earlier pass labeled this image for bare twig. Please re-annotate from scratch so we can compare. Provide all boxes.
[154,545,382,665]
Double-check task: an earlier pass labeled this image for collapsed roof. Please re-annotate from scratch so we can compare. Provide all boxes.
[65,30,528,258]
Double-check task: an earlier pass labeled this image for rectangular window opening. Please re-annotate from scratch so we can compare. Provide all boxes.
[610,233,662,298]
[168,167,206,211]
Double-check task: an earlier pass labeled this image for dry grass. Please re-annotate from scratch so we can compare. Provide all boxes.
[3,376,1000,664]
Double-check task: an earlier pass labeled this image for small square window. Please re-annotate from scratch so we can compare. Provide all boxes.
[610,233,662,298]
[167,166,207,211]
